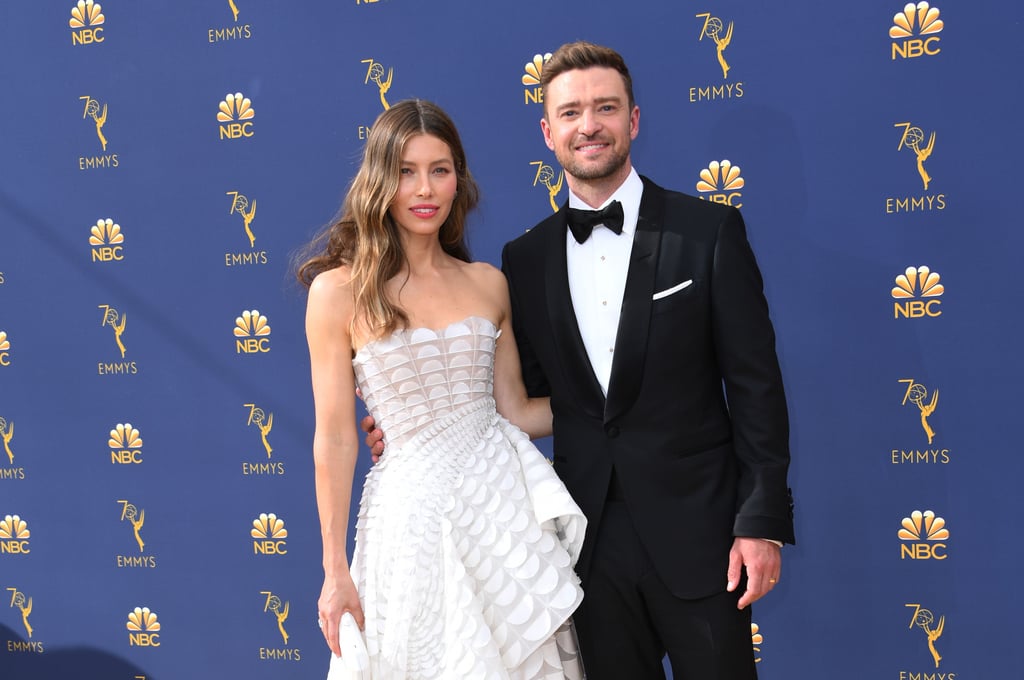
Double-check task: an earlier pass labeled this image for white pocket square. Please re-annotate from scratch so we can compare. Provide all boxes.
[652,280,693,301]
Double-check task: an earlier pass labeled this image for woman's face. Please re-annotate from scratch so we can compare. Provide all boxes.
[388,133,458,239]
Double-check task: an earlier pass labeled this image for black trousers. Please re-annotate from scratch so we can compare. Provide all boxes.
[573,498,757,680]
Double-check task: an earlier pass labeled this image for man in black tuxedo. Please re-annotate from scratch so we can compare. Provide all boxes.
[499,41,795,679]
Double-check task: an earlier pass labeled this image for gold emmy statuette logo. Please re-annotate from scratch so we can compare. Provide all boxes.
[90,218,124,262]
[522,53,552,105]
[891,2,944,59]
[252,513,288,555]
[894,122,936,191]
[751,623,763,663]
[696,12,734,79]
[1,417,13,464]
[235,309,271,354]
[696,160,744,207]
[127,607,161,647]
[70,0,105,45]
[227,191,257,247]
[7,588,33,638]
[262,591,290,645]
[530,161,564,213]
[118,499,146,553]
[362,59,393,111]
[0,330,9,366]
[80,96,108,150]
[245,403,274,457]
[905,603,945,668]
[98,304,128,357]
[892,265,943,319]
[228,0,240,22]
[898,509,949,560]
[0,514,31,555]
[895,122,936,191]
[218,92,255,140]
[898,379,938,443]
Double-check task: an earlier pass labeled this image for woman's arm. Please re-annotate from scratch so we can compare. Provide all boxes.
[306,267,363,655]
[487,266,553,439]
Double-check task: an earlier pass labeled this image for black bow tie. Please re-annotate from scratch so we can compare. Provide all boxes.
[566,200,624,244]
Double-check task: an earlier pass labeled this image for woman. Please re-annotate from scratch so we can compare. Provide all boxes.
[297,99,586,679]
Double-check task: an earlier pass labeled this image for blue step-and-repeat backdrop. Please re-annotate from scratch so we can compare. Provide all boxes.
[2,1,1022,678]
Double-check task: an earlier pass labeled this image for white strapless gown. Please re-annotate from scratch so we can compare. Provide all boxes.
[342,316,586,679]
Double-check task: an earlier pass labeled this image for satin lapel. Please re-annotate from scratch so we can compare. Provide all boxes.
[545,209,606,418]
[604,182,664,423]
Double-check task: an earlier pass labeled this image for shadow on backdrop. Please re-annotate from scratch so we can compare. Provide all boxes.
[1,623,153,680]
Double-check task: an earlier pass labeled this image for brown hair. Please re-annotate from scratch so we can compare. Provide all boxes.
[295,99,480,336]
[540,41,635,112]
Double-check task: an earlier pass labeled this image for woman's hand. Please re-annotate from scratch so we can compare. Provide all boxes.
[318,571,364,657]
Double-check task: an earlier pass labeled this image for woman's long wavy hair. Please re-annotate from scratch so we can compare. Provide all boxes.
[296,99,480,338]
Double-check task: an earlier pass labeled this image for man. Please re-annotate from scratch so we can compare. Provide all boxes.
[367,41,794,678]
[500,41,794,679]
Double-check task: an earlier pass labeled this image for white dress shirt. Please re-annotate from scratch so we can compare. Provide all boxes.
[566,168,644,396]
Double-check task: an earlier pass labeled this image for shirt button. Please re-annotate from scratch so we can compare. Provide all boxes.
[602,300,607,306]
[605,425,620,438]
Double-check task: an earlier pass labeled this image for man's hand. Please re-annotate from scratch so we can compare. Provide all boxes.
[360,415,384,463]
[726,537,781,609]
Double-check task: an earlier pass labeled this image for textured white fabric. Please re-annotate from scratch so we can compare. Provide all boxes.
[340,316,586,679]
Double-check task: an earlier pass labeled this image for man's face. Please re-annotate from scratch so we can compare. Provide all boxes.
[541,66,639,185]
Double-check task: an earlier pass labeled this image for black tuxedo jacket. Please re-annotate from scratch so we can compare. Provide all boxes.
[501,176,794,599]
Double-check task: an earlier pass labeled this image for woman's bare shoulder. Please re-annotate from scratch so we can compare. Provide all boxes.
[307,266,355,321]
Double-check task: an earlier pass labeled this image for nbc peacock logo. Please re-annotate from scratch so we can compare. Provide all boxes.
[892,265,943,319]
[218,92,255,140]
[109,423,143,465]
[0,330,10,366]
[126,606,161,647]
[235,309,271,354]
[90,218,124,262]
[70,0,105,45]
[361,59,393,111]
[898,509,949,560]
[522,52,551,105]
[252,513,288,556]
[696,160,744,208]
[0,514,31,555]
[890,2,943,59]
[530,160,564,214]
[751,623,763,664]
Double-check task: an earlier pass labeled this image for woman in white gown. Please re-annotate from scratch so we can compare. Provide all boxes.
[297,99,586,679]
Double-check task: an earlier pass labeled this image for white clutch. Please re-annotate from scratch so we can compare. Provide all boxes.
[326,612,370,679]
